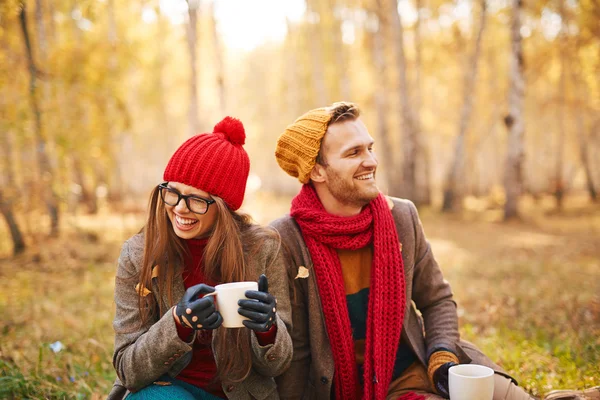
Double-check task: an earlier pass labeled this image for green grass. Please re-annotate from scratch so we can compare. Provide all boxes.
[0,196,599,399]
[0,232,120,399]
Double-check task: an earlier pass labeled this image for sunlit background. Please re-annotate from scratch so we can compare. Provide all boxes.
[1,0,599,398]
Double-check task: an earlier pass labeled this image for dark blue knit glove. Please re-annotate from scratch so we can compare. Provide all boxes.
[238,274,276,332]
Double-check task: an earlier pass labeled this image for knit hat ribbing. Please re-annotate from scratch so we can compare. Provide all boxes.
[275,107,332,184]
[163,117,250,211]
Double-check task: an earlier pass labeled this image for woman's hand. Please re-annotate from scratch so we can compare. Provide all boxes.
[174,283,223,330]
[238,274,276,332]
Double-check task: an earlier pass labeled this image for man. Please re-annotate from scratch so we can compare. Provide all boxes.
[271,102,534,400]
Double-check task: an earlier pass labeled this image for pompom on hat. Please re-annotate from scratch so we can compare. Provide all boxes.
[163,117,250,211]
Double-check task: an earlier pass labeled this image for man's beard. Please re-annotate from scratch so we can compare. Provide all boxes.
[325,167,379,208]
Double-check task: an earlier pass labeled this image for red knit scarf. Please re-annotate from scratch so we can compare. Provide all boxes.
[290,184,407,400]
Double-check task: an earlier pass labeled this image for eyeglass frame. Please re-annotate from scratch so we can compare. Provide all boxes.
[158,182,216,215]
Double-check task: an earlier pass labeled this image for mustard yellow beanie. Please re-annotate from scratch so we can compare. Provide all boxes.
[275,107,333,184]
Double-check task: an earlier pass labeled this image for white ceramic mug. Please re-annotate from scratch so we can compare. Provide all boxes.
[206,281,258,328]
[449,364,495,400]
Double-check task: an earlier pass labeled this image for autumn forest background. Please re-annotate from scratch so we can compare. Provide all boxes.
[0,0,599,398]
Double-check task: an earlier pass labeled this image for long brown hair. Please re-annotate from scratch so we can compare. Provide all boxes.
[137,185,271,382]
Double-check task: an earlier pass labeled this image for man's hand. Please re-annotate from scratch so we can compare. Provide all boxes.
[174,283,223,330]
[432,361,458,399]
[238,274,277,332]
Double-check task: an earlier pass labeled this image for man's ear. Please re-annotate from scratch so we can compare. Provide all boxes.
[310,163,326,183]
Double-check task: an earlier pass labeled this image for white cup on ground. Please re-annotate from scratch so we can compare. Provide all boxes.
[208,281,258,328]
[449,364,495,400]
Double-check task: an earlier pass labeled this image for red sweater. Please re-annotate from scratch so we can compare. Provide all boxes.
[175,238,226,398]
[175,238,276,396]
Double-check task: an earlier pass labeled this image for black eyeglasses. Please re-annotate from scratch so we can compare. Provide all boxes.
[158,183,216,215]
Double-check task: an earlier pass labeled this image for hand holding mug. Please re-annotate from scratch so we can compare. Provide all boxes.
[433,361,458,399]
[238,274,276,332]
[174,283,223,330]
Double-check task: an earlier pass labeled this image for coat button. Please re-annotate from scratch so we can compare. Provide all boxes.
[226,385,234,392]
[267,354,276,361]
[320,376,328,384]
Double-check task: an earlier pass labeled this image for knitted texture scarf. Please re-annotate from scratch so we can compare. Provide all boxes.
[290,184,407,400]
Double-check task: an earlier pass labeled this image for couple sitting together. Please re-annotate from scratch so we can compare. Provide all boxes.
[108,102,595,400]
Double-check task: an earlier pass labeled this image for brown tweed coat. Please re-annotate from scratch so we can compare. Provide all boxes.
[271,197,513,399]
[107,229,293,400]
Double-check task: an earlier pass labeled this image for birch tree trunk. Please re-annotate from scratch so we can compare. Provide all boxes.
[503,0,526,220]
[107,0,125,203]
[306,0,328,105]
[155,5,172,157]
[210,1,226,114]
[371,4,398,195]
[390,0,418,201]
[19,2,60,236]
[442,0,488,212]
[575,107,597,202]
[413,0,431,206]
[329,0,350,100]
[570,45,598,202]
[554,0,567,210]
[186,0,201,136]
[284,18,302,117]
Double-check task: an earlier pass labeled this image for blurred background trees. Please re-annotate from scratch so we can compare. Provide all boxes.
[1,0,599,254]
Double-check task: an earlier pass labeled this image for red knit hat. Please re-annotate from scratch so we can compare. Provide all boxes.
[163,117,250,210]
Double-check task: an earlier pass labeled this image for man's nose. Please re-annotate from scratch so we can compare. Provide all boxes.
[363,151,378,168]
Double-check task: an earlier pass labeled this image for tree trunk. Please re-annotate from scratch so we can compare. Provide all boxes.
[209,1,226,114]
[186,0,201,136]
[107,0,125,204]
[35,0,47,54]
[72,155,97,214]
[19,2,60,236]
[284,18,302,117]
[155,5,173,158]
[413,0,431,206]
[1,130,26,255]
[554,0,567,210]
[306,0,328,105]
[329,0,350,100]
[442,0,487,212]
[577,116,597,202]
[503,0,526,220]
[569,44,598,202]
[390,0,418,201]
[0,193,26,256]
[371,4,398,196]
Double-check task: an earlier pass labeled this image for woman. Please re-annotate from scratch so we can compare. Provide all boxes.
[108,117,292,400]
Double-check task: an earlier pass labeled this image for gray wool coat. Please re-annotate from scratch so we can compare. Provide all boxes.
[107,230,293,400]
[271,197,514,399]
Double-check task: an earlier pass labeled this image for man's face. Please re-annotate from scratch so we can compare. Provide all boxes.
[315,118,379,208]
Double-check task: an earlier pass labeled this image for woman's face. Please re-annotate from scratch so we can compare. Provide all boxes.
[163,182,218,239]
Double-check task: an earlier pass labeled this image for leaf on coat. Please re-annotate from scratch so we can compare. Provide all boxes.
[295,266,309,279]
[135,283,151,296]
